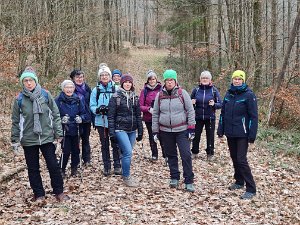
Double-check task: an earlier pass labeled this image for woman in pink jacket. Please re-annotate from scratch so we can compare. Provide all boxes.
[139,70,166,162]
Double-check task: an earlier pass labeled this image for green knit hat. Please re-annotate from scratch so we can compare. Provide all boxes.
[163,69,177,81]
[232,70,246,83]
[20,66,38,84]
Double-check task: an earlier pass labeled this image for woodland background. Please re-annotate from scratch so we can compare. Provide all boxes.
[0,1,300,224]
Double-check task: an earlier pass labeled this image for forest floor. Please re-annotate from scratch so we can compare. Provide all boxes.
[0,48,300,225]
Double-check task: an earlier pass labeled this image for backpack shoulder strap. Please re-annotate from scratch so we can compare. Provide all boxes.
[41,89,49,103]
[177,87,184,105]
[17,89,49,112]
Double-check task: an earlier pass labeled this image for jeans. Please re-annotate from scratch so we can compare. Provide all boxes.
[60,135,80,171]
[227,137,256,193]
[191,119,215,155]
[115,130,136,177]
[80,123,91,163]
[23,143,64,198]
[160,130,194,184]
[97,126,121,170]
[145,122,166,158]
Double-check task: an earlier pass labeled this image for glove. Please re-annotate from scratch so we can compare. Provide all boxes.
[75,115,82,124]
[11,142,22,155]
[187,129,195,141]
[153,133,159,143]
[148,107,153,114]
[110,136,117,143]
[95,107,101,115]
[136,134,143,142]
[61,114,70,124]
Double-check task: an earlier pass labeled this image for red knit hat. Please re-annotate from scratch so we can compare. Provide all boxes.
[120,74,133,86]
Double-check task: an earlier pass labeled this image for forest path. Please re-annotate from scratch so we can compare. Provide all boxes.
[0,48,299,224]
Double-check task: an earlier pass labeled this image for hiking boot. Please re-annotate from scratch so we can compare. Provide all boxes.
[70,168,78,177]
[185,183,195,193]
[228,183,244,191]
[151,156,158,161]
[114,167,122,175]
[240,192,256,200]
[32,195,46,202]
[103,168,111,176]
[123,176,138,187]
[169,179,179,188]
[55,193,70,202]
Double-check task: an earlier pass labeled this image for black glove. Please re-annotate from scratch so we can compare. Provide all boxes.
[95,107,101,115]
[110,136,117,143]
[97,105,108,115]
[136,134,143,142]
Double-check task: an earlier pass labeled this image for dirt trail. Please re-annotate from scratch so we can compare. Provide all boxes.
[0,48,299,225]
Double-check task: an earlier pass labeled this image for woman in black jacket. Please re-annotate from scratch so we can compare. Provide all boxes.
[217,70,258,200]
[108,74,143,187]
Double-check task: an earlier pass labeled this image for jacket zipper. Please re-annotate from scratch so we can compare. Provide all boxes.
[242,117,247,133]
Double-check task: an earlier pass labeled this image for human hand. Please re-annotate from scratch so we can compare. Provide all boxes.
[75,115,82,124]
[209,99,215,106]
[191,99,196,105]
[153,133,159,143]
[148,108,153,114]
[11,142,22,155]
[62,114,70,124]
[187,129,195,141]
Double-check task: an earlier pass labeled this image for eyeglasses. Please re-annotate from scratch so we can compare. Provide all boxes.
[100,74,109,77]
[23,78,35,83]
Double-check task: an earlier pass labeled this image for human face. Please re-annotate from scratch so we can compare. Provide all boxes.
[232,77,244,86]
[164,79,176,90]
[113,75,121,83]
[74,74,84,85]
[200,76,210,85]
[100,72,110,84]
[22,77,37,91]
[123,81,132,91]
[148,76,157,87]
[63,84,75,96]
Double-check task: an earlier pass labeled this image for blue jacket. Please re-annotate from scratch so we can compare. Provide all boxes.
[55,92,86,136]
[217,84,258,142]
[74,83,92,123]
[191,84,222,120]
[90,81,116,128]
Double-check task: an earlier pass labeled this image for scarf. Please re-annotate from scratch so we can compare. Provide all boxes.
[75,83,86,98]
[22,84,43,135]
[119,87,135,109]
[229,83,247,94]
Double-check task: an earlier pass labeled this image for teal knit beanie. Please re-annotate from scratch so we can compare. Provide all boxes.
[20,66,38,84]
[163,69,177,81]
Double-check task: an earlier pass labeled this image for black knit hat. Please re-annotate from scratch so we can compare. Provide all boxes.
[70,69,84,79]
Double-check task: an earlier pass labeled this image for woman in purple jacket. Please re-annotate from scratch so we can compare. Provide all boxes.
[139,70,166,162]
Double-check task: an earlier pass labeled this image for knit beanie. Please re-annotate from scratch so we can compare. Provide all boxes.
[120,74,133,86]
[98,65,112,79]
[61,80,75,90]
[232,70,246,82]
[70,69,84,79]
[146,70,157,79]
[20,66,38,84]
[112,69,122,77]
[163,69,177,82]
[200,70,212,80]
[99,63,108,68]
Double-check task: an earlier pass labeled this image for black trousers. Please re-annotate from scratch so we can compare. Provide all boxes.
[97,126,121,170]
[23,143,64,198]
[60,135,80,171]
[145,122,166,158]
[227,137,256,193]
[191,119,215,155]
[80,123,91,163]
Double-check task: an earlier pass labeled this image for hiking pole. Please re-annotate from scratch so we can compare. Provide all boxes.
[77,122,83,183]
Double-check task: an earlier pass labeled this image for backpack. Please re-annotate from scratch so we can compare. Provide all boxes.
[158,87,185,107]
[17,89,49,113]
[96,81,116,103]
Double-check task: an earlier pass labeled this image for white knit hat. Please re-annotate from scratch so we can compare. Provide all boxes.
[200,70,212,80]
[61,80,75,90]
[98,65,112,79]
[146,70,157,79]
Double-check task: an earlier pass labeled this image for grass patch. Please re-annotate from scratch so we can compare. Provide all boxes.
[257,125,300,156]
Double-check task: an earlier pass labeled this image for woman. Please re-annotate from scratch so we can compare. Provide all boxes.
[11,66,69,202]
[139,70,166,162]
[152,69,196,192]
[90,65,121,176]
[55,80,86,178]
[217,70,258,200]
[70,69,92,166]
[112,69,122,89]
[190,71,222,160]
[108,74,143,187]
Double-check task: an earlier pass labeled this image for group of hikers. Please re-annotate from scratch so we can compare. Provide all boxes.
[10,64,258,203]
